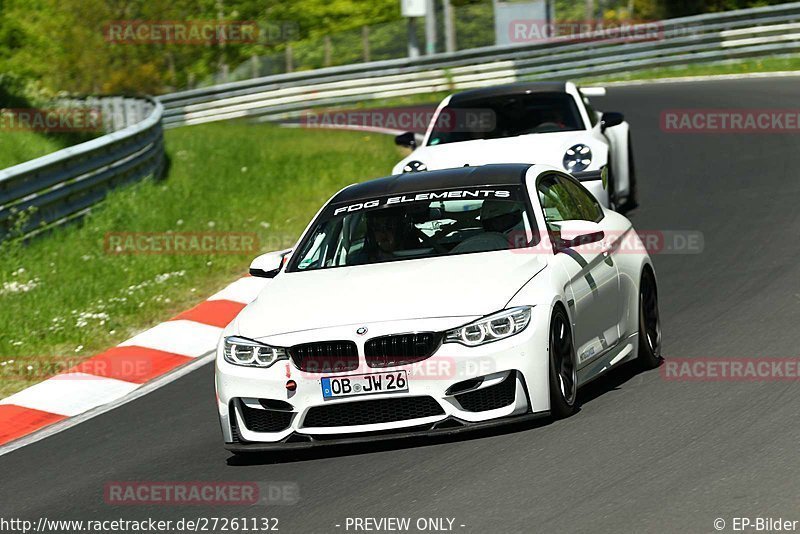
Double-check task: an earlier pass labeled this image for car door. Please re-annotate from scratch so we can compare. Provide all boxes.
[537,172,622,367]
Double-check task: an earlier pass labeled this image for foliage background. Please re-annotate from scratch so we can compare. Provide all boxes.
[0,0,790,104]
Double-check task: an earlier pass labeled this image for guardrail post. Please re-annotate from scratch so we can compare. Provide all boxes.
[114,97,126,131]
[286,43,294,73]
[324,36,332,67]
[363,26,371,62]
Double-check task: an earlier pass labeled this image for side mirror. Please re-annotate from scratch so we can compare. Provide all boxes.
[552,221,605,250]
[394,131,417,149]
[601,112,624,131]
[249,249,291,278]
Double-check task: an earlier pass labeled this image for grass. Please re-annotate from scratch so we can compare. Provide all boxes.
[0,130,75,169]
[0,121,399,398]
[575,54,800,84]
[350,91,450,110]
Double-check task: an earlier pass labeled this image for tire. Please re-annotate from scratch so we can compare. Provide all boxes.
[621,133,639,212]
[548,305,578,418]
[637,268,662,370]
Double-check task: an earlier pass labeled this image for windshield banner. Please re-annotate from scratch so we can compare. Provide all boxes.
[328,187,521,217]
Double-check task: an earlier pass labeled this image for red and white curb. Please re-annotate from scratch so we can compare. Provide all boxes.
[0,276,268,448]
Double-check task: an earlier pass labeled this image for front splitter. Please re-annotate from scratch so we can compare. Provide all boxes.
[225,411,550,453]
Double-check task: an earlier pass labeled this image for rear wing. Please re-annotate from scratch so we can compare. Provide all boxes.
[579,87,607,97]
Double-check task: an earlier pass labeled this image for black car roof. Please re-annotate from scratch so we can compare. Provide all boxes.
[331,164,532,205]
[448,82,568,105]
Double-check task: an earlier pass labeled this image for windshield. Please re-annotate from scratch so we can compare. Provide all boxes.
[427,92,584,146]
[287,186,535,272]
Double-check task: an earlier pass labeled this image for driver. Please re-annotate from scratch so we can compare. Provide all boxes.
[537,108,566,130]
[481,200,528,249]
[357,207,420,263]
[481,200,524,234]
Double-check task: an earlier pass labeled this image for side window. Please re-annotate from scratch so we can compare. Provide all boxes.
[296,230,327,270]
[537,173,603,224]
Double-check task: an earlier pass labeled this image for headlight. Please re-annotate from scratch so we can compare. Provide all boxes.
[403,160,427,173]
[223,336,288,368]
[444,306,532,347]
[563,144,592,172]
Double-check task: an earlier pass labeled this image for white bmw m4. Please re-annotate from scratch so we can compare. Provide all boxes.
[216,163,661,452]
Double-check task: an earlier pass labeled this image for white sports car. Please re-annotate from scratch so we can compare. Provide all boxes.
[392,82,637,211]
[216,164,660,452]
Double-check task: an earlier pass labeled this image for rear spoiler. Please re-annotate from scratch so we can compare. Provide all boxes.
[579,87,607,97]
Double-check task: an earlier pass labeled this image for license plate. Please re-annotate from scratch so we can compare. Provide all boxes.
[321,370,408,399]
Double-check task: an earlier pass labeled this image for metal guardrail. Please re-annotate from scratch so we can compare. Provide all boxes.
[158,2,800,128]
[0,96,165,240]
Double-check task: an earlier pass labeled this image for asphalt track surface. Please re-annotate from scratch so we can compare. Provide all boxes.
[3,77,800,534]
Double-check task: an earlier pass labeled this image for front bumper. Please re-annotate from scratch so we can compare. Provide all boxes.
[215,311,552,447]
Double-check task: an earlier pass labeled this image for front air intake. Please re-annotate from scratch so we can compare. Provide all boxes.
[454,374,516,412]
[239,401,294,433]
[303,396,444,427]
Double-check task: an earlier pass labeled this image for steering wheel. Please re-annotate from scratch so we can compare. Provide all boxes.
[450,232,509,254]
[530,121,563,133]
[413,227,448,253]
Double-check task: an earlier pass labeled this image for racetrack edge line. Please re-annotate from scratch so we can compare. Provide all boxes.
[0,351,215,457]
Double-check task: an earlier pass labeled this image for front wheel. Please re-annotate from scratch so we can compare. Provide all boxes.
[637,268,662,369]
[549,306,577,418]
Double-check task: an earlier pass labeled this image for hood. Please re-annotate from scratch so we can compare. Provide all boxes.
[236,251,547,337]
[393,131,607,174]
